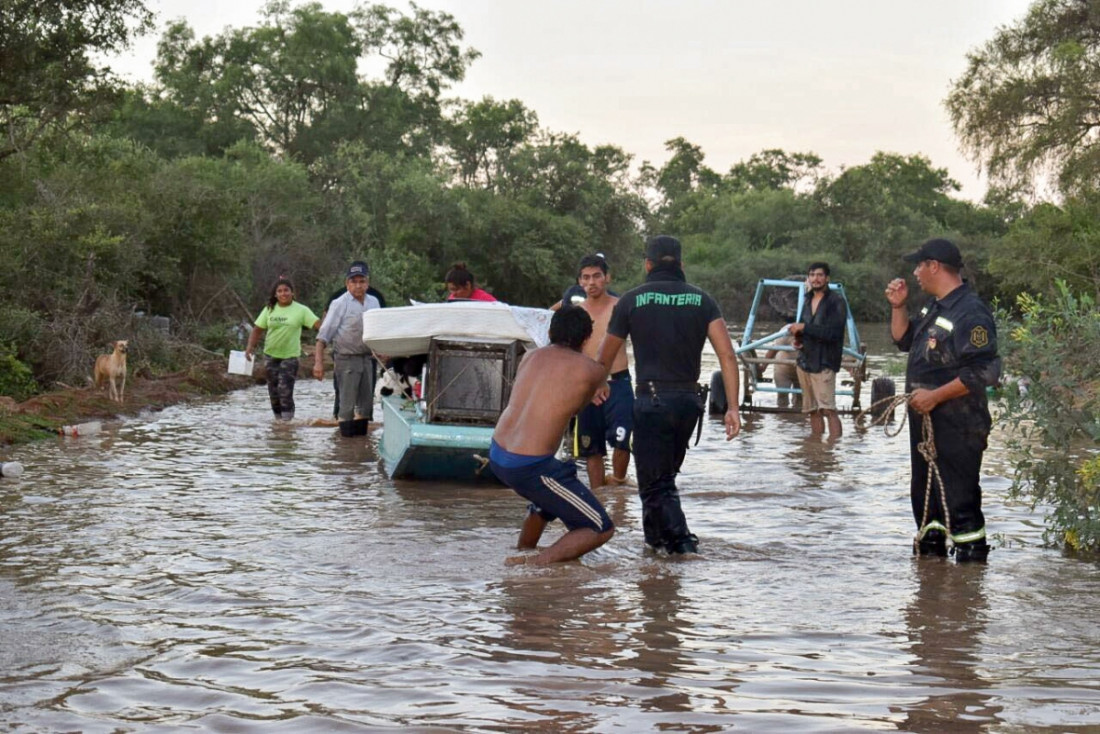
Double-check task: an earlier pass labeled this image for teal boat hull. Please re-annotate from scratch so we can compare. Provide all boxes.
[379,396,500,482]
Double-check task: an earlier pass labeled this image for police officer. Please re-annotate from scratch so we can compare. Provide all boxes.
[886,238,1000,562]
[596,235,741,554]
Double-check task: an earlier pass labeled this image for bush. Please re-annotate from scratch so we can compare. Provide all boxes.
[0,344,39,400]
[997,281,1100,553]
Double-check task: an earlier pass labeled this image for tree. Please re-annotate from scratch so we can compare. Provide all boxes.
[992,198,1100,300]
[0,0,153,159]
[812,152,962,262]
[445,97,537,189]
[947,0,1100,194]
[655,137,719,205]
[152,1,480,162]
[726,149,823,192]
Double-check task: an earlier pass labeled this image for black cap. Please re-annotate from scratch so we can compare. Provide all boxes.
[902,238,963,268]
[346,260,370,279]
[644,235,682,263]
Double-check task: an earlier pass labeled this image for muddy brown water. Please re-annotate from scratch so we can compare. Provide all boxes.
[2,328,1099,732]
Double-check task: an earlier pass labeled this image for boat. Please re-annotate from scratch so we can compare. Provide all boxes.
[362,302,551,481]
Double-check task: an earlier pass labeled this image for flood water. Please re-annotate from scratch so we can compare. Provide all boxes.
[2,330,1099,733]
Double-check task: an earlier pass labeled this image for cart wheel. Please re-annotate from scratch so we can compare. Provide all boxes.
[870,376,896,420]
[709,370,727,414]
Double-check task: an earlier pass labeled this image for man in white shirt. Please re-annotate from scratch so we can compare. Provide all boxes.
[314,261,381,434]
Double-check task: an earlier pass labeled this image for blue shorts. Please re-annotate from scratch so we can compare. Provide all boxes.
[576,370,634,457]
[489,440,613,533]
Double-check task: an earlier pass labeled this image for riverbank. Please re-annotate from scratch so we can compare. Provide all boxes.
[0,360,254,446]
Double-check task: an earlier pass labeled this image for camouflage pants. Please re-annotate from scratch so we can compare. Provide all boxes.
[265,357,299,420]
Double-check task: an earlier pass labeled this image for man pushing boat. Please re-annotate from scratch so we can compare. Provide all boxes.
[490,307,615,565]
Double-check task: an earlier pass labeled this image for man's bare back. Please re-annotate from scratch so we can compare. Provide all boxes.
[493,345,606,456]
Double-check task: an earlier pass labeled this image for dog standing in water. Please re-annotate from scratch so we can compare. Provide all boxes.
[94,340,128,403]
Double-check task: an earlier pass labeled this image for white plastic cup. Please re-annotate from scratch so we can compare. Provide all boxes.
[1,461,24,478]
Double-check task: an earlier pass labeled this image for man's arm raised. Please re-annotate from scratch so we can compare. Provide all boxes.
[886,278,910,343]
[707,318,741,440]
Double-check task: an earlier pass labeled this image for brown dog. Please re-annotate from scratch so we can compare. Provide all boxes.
[94,340,128,403]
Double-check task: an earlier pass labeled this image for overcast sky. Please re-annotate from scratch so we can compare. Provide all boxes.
[112,0,1036,200]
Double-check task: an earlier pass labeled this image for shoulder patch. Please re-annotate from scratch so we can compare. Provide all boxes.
[970,325,989,348]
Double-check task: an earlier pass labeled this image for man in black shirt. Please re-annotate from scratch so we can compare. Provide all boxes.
[886,238,1000,562]
[596,235,741,555]
[788,262,847,437]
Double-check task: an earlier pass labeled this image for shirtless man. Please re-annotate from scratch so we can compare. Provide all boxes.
[573,254,634,489]
[490,307,615,565]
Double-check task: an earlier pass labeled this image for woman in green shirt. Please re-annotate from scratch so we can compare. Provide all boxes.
[246,278,321,421]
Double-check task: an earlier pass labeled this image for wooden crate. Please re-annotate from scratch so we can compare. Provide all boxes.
[425,337,526,425]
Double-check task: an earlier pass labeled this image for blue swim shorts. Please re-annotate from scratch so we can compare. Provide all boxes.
[489,440,613,533]
[575,370,634,457]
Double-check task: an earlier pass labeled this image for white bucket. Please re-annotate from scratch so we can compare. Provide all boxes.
[228,350,255,376]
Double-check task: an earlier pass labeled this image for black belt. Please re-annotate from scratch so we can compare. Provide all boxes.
[637,380,699,392]
[638,380,709,445]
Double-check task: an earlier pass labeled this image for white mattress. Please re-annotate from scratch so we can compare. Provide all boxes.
[362,302,551,356]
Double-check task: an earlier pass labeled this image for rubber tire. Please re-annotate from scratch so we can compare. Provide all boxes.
[870,376,896,419]
[709,370,727,414]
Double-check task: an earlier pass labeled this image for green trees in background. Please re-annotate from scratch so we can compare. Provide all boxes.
[947,0,1100,197]
[947,0,1100,552]
[0,0,153,160]
[650,144,1008,320]
[3,0,1017,385]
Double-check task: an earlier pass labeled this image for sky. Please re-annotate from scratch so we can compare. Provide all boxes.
[112,0,1036,200]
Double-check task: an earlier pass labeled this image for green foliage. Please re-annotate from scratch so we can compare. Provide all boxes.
[152,1,479,161]
[0,0,1043,402]
[990,195,1100,302]
[0,0,154,159]
[998,282,1100,552]
[947,0,1100,194]
[445,97,538,188]
[0,344,38,401]
[726,149,823,192]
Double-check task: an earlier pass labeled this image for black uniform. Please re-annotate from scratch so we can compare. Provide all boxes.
[894,282,1000,555]
[607,266,723,553]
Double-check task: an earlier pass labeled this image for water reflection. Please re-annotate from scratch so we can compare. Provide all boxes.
[631,567,698,715]
[785,433,842,487]
[897,560,1001,732]
[3,366,1100,730]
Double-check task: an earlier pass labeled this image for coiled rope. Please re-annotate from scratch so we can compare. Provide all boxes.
[856,393,953,553]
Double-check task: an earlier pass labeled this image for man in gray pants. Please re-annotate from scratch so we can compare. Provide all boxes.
[314,261,381,435]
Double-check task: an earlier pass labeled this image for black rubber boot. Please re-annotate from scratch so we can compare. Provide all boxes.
[915,529,948,557]
[952,540,991,563]
[667,534,699,555]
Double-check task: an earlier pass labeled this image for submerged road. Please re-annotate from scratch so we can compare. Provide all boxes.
[2,341,1099,732]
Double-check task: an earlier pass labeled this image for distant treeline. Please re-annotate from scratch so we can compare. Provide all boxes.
[0,1,1093,378]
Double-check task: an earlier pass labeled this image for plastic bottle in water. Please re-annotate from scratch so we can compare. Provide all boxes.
[0,461,23,478]
[58,421,102,437]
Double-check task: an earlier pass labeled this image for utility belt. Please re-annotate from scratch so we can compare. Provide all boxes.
[636,380,700,393]
[636,380,710,446]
